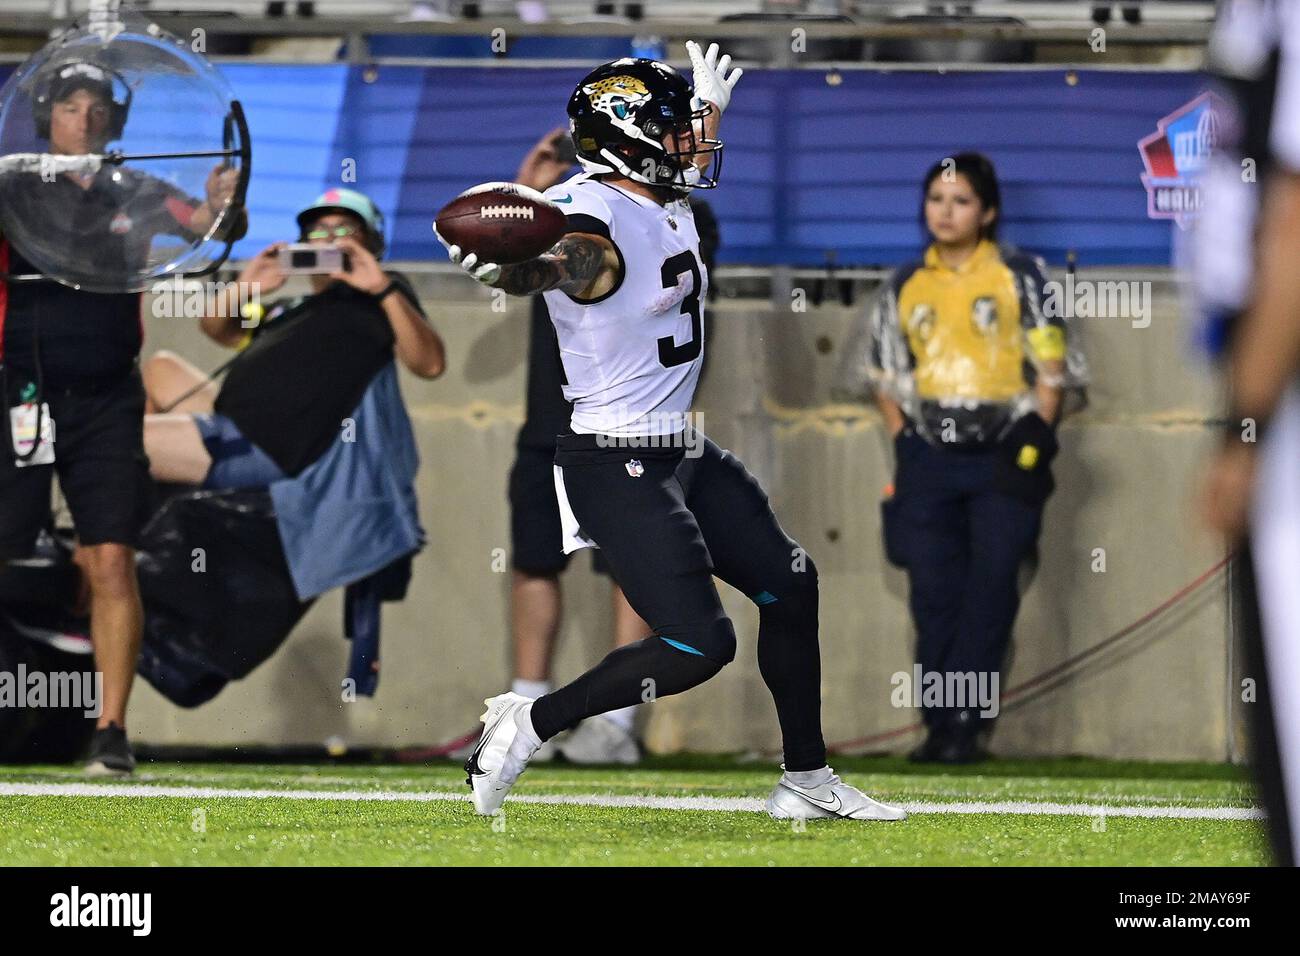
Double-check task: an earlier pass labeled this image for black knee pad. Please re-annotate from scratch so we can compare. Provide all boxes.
[658,614,736,666]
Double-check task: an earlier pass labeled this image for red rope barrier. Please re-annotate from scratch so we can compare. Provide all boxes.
[825,555,1232,755]
[394,727,481,763]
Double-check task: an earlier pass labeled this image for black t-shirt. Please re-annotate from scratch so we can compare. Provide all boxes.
[0,166,201,386]
[215,273,421,476]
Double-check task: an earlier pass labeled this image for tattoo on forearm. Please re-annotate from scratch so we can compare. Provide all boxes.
[495,235,606,296]
[497,257,564,296]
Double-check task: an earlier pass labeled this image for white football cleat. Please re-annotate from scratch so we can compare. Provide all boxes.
[555,715,640,765]
[765,769,907,821]
[464,692,537,815]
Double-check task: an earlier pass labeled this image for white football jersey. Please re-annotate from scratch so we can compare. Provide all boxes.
[541,173,708,437]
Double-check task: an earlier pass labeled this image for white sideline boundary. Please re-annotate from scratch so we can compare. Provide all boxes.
[0,782,1265,821]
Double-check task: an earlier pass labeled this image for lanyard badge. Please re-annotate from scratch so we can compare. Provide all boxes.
[10,401,55,467]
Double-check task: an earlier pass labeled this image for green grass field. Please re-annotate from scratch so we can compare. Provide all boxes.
[0,756,1270,866]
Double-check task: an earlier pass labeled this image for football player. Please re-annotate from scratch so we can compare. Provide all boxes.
[442,42,905,822]
[1198,0,1300,865]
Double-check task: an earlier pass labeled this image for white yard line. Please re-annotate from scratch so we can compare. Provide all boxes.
[0,782,1264,821]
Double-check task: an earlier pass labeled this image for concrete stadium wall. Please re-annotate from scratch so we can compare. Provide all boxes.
[128,268,1241,762]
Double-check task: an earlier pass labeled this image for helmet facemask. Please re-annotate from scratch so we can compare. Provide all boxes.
[653,105,723,192]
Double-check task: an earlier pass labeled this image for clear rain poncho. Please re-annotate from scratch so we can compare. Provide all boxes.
[834,243,1089,444]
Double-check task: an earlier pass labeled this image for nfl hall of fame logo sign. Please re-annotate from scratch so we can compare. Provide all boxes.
[1138,91,1224,229]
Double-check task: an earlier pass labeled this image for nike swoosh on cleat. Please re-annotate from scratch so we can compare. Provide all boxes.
[464,737,487,779]
[465,711,505,782]
[780,784,842,814]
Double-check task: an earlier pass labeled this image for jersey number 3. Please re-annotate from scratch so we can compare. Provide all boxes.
[657,250,703,369]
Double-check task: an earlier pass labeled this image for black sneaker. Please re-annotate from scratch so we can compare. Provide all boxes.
[935,710,989,764]
[85,722,135,776]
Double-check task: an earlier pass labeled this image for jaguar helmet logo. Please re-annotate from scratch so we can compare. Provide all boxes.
[583,74,652,122]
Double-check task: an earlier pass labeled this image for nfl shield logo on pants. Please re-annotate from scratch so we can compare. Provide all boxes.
[625,459,644,478]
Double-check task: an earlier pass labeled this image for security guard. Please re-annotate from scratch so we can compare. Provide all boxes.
[857,152,1082,763]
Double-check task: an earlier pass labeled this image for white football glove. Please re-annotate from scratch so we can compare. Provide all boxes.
[685,40,743,114]
[435,226,502,285]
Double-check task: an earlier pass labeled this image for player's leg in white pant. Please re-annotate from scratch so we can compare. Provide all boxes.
[1250,385,1300,863]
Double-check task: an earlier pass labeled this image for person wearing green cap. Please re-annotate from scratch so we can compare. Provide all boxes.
[140,187,445,488]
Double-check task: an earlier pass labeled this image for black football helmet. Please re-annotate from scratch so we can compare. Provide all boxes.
[567,57,722,192]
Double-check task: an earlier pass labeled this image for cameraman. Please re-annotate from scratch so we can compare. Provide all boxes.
[0,60,240,775]
[142,188,444,489]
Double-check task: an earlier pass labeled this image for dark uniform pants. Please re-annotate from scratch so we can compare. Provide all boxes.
[883,430,1044,731]
[531,429,827,770]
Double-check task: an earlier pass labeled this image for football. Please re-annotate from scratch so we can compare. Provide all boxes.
[434,182,567,264]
